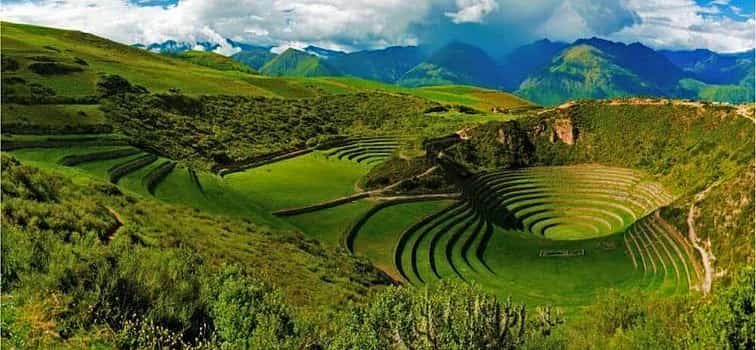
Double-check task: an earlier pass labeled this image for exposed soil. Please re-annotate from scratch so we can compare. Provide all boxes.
[686,182,720,293]
[105,206,125,242]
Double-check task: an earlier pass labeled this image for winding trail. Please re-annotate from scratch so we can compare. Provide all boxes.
[686,182,720,293]
[273,166,441,216]
[105,206,125,242]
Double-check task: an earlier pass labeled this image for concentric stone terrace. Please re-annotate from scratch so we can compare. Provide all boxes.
[324,136,404,164]
[378,164,700,299]
[465,165,674,240]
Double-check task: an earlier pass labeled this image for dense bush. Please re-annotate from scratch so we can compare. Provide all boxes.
[360,157,455,194]
[542,266,754,350]
[450,102,753,194]
[1,55,20,71]
[330,281,559,350]
[102,92,438,170]
[28,62,83,75]
[0,155,389,348]
[97,74,149,97]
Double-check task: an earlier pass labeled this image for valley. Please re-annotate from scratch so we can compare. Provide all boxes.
[1,20,753,350]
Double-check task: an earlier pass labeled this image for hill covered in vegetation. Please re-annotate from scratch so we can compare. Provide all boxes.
[162,50,258,74]
[1,21,753,350]
[397,42,504,88]
[447,99,754,277]
[260,48,340,77]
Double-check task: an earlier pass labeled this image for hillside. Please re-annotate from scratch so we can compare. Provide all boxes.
[1,20,532,139]
[2,21,753,349]
[448,98,754,284]
[328,46,429,83]
[0,21,317,99]
[513,38,755,105]
[516,45,662,105]
[398,42,503,88]
[260,48,340,77]
[662,49,755,85]
[231,48,277,69]
[163,50,258,74]
[498,38,568,90]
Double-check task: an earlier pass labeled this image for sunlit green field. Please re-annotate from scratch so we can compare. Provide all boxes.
[8,144,696,311]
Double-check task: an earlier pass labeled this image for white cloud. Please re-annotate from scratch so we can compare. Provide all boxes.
[445,0,499,23]
[0,0,752,54]
[608,0,755,52]
[1,0,432,53]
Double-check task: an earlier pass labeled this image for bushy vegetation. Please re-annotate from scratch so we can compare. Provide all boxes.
[360,157,455,194]
[451,101,754,194]
[103,92,439,170]
[330,281,555,349]
[661,162,755,279]
[163,51,258,74]
[545,266,754,350]
[0,155,390,348]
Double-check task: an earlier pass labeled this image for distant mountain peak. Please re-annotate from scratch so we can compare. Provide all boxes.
[303,45,346,59]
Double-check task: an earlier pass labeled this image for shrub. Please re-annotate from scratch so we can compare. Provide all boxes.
[28,62,83,75]
[209,266,298,349]
[329,281,543,350]
[97,74,149,97]
[2,55,20,71]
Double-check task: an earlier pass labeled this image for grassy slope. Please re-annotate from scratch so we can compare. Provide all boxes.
[353,201,454,277]
[516,45,657,106]
[260,48,339,77]
[0,22,289,97]
[7,147,377,233]
[1,21,533,130]
[223,151,371,212]
[303,77,535,111]
[162,50,258,74]
[0,154,390,334]
[2,103,105,129]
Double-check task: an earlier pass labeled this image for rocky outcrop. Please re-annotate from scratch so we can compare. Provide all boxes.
[550,118,578,145]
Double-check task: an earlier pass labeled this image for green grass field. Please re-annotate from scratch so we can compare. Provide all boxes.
[6,146,376,232]
[223,151,371,211]
[341,164,696,309]
[2,103,105,127]
[302,77,536,111]
[6,143,698,310]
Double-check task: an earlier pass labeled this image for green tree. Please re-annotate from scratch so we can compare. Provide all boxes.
[330,281,539,350]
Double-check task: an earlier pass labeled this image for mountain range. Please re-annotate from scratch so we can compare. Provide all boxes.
[137,38,755,105]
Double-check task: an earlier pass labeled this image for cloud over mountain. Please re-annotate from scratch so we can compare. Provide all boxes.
[2,0,753,55]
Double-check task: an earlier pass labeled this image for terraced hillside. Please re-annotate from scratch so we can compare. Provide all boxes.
[467,165,673,239]
[344,164,695,306]
[323,136,407,165]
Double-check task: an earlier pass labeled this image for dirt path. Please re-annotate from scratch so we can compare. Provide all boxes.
[105,206,125,242]
[279,166,442,216]
[686,182,720,293]
[381,166,439,192]
[375,193,461,201]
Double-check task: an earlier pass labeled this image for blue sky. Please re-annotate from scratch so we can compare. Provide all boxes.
[3,0,754,56]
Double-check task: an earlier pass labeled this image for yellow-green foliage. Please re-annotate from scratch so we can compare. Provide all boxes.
[661,163,755,276]
[163,50,258,74]
[0,22,282,97]
[0,154,389,346]
[1,103,108,133]
[102,92,439,169]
